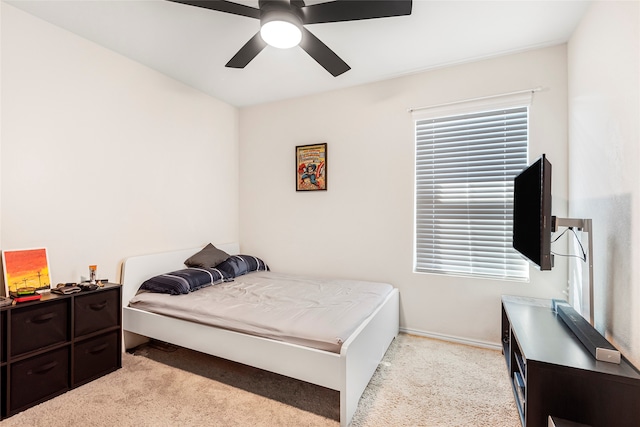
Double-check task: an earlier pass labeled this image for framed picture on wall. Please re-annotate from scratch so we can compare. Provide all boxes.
[296,143,327,191]
[2,248,52,296]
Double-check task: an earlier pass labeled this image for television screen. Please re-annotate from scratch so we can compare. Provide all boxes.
[512,154,553,270]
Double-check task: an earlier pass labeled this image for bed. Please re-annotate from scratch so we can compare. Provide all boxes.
[121,243,399,427]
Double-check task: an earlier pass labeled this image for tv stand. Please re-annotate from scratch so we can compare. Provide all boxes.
[501,296,640,427]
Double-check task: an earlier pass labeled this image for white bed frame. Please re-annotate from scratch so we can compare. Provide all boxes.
[120,243,399,427]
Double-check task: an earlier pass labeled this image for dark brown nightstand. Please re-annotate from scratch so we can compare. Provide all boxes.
[0,283,122,419]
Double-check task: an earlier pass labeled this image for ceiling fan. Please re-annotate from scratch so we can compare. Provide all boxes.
[168,0,413,76]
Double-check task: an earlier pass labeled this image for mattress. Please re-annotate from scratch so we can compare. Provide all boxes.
[129,271,393,353]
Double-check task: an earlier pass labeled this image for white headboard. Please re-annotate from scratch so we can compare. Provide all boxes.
[120,242,240,306]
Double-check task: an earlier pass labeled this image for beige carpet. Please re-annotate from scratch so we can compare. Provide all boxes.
[0,334,520,427]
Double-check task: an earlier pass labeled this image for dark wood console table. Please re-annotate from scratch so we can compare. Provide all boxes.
[501,295,640,427]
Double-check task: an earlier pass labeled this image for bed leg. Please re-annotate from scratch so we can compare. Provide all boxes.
[340,390,351,427]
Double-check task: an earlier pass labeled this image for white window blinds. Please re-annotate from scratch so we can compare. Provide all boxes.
[413,93,531,281]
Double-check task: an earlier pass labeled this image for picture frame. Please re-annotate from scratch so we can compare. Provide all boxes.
[2,248,52,296]
[296,143,327,191]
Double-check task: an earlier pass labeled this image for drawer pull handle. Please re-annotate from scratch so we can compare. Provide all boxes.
[89,343,109,354]
[29,360,58,375]
[32,313,55,324]
[89,301,107,311]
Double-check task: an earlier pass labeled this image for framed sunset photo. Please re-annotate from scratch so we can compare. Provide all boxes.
[2,248,52,296]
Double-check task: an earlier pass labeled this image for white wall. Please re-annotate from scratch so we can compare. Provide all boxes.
[568,1,640,367]
[7,2,619,353]
[239,46,570,346]
[1,4,240,289]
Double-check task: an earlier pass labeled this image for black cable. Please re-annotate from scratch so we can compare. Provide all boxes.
[551,227,587,262]
[570,228,588,261]
[551,227,570,243]
[551,251,587,261]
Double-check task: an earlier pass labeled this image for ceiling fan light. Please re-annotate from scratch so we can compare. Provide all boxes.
[260,11,302,49]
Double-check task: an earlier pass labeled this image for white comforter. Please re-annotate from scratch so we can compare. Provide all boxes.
[129,271,393,353]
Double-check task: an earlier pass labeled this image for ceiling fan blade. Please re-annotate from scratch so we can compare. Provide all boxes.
[301,0,412,24]
[167,0,260,19]
[226,32,267,69]
[299,28,350,77]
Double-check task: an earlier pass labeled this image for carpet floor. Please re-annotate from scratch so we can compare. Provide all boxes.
[0,333,521,426]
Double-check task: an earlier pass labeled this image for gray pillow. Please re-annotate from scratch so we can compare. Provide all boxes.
[184,243,230,268]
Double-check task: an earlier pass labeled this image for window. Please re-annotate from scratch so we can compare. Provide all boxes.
[413,93,531,280]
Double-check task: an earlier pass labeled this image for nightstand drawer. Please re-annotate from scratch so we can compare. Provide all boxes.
[74,331,120,385]
[74,288,120,337]
[11,299,69,356]
[10,347,69,412]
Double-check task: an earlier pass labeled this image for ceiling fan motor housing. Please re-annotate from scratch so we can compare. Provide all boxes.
[259,0,303,26]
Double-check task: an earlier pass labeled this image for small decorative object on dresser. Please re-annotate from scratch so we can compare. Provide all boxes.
[2,248,52,296]
[296,143,327,191]
[89,264,98,284]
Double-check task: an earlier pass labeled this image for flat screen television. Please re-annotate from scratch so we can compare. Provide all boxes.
[512,154,553,270]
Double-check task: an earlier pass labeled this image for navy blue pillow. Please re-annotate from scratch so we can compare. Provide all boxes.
[140,267,230,295]
[215,255,269,278]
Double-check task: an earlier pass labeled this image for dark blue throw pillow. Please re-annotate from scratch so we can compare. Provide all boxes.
[215,255,269,278]
[140,267,230,295]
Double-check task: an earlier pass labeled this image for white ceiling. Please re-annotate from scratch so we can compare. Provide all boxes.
[6,0,590,107]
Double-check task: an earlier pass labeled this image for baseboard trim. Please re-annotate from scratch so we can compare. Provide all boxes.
[399,327,502,351]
